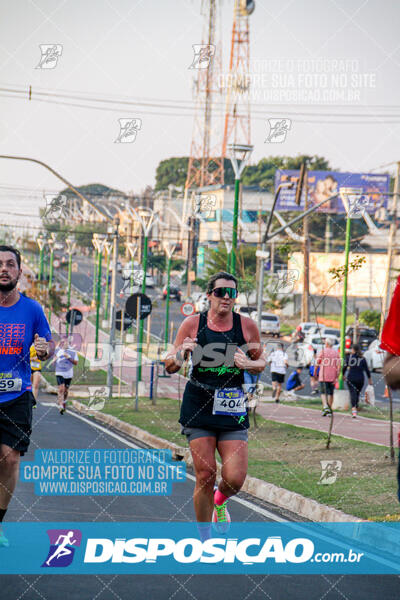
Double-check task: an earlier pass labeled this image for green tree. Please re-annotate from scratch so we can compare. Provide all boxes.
[360,309,381,332]
[242,154,331,191]
[154,158,235,191]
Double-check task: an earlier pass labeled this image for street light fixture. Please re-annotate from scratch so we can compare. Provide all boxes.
[227,143,253,275]
[126,241,138,295]
[36,235,46,281]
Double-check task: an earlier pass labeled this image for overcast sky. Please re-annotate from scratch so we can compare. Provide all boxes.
[1,0,400,215]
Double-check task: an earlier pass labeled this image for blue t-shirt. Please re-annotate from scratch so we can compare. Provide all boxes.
[0,294,51,404]
[286,371,301,391]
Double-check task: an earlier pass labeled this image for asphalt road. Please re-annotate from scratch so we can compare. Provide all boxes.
[1,394,398,599]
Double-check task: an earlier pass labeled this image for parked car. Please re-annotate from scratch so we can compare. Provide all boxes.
[345,326,378,353]
[319,326,341,338]
[363,339,384,371]
[162,285,182,301]
[298,321,319,334]
[195,293,209,313]
[250,312,280,336]
[145,274,155,288]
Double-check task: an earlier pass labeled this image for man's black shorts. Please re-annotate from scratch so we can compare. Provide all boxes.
[320,381,335,395]
[271,372,285,384]
[56,376,72,387]
[0,391,34,456]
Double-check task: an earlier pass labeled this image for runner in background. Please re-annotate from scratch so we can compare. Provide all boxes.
[0,246,53,547]
[55,337,78,415]
[30,345,42,406]
[267,342,288,403]
[316,338,341,416]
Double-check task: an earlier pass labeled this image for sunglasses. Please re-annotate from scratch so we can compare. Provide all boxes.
[211,286,238,299]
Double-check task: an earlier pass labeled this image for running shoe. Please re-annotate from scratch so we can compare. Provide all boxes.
[0,529,9,548]
[322,407,330,416]
[212,501,231,534]
[352,408,357,418]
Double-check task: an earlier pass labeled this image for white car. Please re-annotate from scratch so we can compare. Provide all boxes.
[286,342,314,368]
[145,274,155,288]
[250,312,280,336]
[298,321,319,334]
[195,293,209,313]
[364,339,385,372]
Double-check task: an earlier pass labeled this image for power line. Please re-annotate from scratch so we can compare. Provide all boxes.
[3,84,400,122]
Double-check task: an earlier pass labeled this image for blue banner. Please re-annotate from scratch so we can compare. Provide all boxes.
[275,170,390,213]
[0,522,399,574]
[20,449,186,496]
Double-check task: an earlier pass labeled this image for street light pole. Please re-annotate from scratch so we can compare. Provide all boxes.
[47,233,56,322]
[163,242,176,350]
[256,182,294,332]
[65,236,76,336]
[231,177,241,274]
[227,144,253,276]
[124,206,159,382]
[381,161,400,333]
[138,233,149,381]
[337,215,352,390]
[106,217,120,402]
[103,240,112,322]
[92,235,106,360]
[337,188,362,390]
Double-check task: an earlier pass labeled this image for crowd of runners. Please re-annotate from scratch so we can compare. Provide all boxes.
[0,245,399,546]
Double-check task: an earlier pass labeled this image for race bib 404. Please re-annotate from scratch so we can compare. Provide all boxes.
[213,387,246,416]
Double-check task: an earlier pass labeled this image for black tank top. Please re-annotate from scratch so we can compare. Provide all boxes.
[179,311,250,431]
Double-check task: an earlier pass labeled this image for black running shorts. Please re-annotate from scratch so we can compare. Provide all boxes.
[0,391,34,456]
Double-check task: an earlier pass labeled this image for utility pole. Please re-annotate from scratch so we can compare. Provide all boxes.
[381,161,400,333]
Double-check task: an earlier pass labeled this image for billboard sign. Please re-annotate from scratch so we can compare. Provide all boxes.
[275,170,390,214]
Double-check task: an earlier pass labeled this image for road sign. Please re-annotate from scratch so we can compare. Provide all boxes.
[53,258,60,268]
[125,293,152,320]
[181,302,195,317]
[115,310,134,332]
[256,250,270,259]
[66,308,83,326]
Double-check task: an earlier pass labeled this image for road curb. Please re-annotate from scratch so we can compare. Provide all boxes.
[70,399,361,523]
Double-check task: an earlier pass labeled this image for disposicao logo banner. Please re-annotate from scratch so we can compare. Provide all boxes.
[0,523,399,575]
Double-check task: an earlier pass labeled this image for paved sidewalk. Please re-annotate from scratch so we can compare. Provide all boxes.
[256,400,400,447]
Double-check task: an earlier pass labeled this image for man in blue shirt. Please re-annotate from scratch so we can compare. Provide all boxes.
[0,246,53,546]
